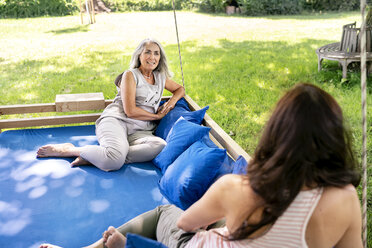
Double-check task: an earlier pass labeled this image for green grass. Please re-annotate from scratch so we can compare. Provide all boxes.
[0,11,371,245]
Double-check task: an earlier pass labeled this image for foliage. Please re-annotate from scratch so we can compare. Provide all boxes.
[197,0,226,13]
[303,0,359,12]
[236,0,359,16]
[237,0,303,15]
[0,0,78,18]
[106,0,194,12]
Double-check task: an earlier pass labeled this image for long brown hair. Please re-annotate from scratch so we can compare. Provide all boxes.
[230,83,360,239]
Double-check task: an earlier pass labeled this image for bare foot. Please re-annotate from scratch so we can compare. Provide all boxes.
[71,156,91,167]
[103,226,126,248]
[39,244,62,248]
[37,143,78,158]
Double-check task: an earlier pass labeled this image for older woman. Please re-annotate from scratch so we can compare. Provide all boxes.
[37,38,185,172]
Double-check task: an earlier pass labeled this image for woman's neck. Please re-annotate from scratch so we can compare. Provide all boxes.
[138,67,153,79]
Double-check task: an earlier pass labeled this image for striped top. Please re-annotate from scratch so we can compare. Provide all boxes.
[185,187,323,248]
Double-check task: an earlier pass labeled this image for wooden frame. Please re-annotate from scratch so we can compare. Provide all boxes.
[0,93,251,162]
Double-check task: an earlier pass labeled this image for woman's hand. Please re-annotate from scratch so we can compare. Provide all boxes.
[159,100,175,115]
[156,108,168,120]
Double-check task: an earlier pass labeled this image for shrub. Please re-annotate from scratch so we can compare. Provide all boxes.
[303,0,359,12]
[197,0,226,13]
[0,0,78,18]
[237,0,303,15]
[106,0,189,12]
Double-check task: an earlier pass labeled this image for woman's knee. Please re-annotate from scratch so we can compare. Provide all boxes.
[151,137,167,153]
[100,146,128,171]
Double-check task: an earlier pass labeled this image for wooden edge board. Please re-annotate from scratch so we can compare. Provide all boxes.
[0,103,56,115]
[184,95,251,162]
[0,113,101,130]
[0,97,170,115]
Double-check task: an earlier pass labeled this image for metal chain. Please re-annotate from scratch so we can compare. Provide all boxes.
[171,0,185,92]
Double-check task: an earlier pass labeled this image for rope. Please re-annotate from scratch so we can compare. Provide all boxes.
[360,0,368,247]
[171,0,186,91]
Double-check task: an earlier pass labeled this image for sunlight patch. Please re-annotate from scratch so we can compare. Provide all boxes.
[15,177,45,193]
[100,179,114,189]
[22,92,37,101]
[28,186,47,199]
[12,160,74,181]
[0,201,31,236]
[89,200,109,213]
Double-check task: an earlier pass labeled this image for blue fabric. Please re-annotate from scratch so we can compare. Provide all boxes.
[158,140,227,210]
[200,134,234,177]
[0,125,168,248]
[155,106,209,140]
[125,233,168,248]
[153,117,211,174]
[159,97,190,111]
[232,155,249,175]
[200,135,248,176]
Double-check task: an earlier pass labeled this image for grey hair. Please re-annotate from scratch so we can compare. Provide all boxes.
[129,38,173,78]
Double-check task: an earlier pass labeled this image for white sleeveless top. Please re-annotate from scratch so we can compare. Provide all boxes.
[185,187,323,248]
[97,68,166,135]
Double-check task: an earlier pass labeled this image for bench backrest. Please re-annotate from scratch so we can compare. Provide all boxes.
[340,22,372,53]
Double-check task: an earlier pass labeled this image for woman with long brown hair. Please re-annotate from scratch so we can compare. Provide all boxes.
[41,83,362,248]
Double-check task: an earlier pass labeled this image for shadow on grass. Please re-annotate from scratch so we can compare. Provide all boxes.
[47,25,90,35]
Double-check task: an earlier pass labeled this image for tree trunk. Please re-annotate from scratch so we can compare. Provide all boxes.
[81,0,111,13]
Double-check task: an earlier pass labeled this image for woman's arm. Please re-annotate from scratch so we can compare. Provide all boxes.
[176,175,234,232]
[121,71,166,120]
[158,78,185,115]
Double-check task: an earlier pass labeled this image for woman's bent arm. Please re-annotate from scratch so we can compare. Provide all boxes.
[177,175,228,232]
[159,78,185,114]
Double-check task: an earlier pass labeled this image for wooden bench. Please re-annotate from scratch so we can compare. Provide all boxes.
[316,22,372,78]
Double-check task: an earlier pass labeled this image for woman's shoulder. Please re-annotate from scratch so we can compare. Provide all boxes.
[314,185,359,217]
[306,185,361,247]
[217,174,258,202]
[321,184,358,204]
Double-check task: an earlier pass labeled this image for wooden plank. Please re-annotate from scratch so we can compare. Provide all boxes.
[0,103,56,115]
[56,93,105,112]
[184,95,251,162]
[0,113,101,129]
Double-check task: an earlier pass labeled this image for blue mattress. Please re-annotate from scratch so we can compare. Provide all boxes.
[0,125,168,248]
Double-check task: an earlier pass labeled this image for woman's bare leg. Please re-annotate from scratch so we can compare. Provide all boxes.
[37,143,81,158]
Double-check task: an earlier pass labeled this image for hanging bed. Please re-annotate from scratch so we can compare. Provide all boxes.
[0,92,251,247]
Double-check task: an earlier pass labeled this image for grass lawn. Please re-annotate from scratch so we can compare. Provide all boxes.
[0,11,371,245]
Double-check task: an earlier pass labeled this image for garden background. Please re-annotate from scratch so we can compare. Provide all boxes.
[0,0,371,246]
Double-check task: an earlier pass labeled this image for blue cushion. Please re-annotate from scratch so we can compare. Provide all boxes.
[159,97,190,111]
[155,106,209,140]
[158,140,227,210]
[125,233,167,248]
[231,155,249,175]
[153,117,211,174]
[200,135,248,176]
